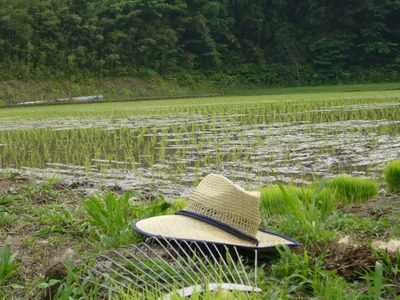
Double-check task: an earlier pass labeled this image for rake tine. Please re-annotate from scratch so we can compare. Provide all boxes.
[219,245,245,285]
[155,237,202,285]
[201,242,232,282]
[75,274,121,295]
[188,241,224,282]
[104,250,172,291]
[215,244,246,285]
[75,268,121,294]
[136,238,193,288]
[231,245,253,287]
[94,255,161,293]
[76,265,134,296]
[115,247,187,291]
[166,240,204,279]
[181,240,220,282]
[254,249,259,290]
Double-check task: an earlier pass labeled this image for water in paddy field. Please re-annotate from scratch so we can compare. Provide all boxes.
[0,99,399,199]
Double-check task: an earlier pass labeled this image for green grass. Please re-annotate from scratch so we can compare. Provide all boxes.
[0,238,19,286]
[225,82,400,96]
[2,79,399,106]
[384,160,400,193]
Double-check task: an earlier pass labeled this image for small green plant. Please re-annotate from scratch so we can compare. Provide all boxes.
[384,160,400,193]
[0,194,17,206]
[0,238,19,285]
[80,190,137,248]
[327,175,378,204]
[32,206,87,236]
[79,190,186,249]
[361,261,396,300]
[0,212,15,227]
[367,243,400,297]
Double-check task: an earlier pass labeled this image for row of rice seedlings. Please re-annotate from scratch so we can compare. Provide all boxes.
[0,122,395,182]
[1,91,397,121]
[1,95,398,184]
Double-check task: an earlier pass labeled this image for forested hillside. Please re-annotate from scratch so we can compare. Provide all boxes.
[1,0,399,86]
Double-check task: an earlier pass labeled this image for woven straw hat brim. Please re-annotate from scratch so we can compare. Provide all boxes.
[133,215,299,250]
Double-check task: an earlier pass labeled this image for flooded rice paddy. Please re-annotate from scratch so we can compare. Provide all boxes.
[0,93,399,198]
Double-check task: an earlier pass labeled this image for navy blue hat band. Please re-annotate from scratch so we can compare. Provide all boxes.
[174,210,260,245]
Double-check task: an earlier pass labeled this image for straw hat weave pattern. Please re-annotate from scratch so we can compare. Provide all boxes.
[185,174,260,237]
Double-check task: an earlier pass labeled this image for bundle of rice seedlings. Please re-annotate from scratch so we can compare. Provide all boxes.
[384,160,400,194]
[259,184,335,217]
[326,175,378,204]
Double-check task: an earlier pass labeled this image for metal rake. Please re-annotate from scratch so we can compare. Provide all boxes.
[74,237,261,299]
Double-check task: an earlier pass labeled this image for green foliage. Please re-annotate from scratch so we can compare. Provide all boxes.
[79,190,137,248]
[259,185,291,217]
[32,206,87,236]
[3,178,62,203]
[383,160,400,193]
[367,245,400,297]
[0,238,19,285]
[0,0,400,86]
[79,190,186,249]
[326,175,379,204]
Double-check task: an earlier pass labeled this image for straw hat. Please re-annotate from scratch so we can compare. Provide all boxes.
[133,174,299,250]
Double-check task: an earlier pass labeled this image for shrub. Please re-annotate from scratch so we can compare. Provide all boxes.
[326,175,378,204]
[384,160,400,193]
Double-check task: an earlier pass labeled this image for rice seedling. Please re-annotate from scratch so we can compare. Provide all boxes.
[261,176,338,243]
[383,159,400,194]
[326,175,379,204]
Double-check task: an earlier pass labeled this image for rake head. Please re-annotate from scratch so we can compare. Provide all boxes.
[74,237,261,299]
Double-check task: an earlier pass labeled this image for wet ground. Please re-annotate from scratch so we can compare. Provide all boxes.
[1,99,399,199]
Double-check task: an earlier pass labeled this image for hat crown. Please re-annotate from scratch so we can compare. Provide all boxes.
[184,174,261,238]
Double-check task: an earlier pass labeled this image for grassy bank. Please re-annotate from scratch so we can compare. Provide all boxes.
[1,77,400,106]
[0,77,218,106]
